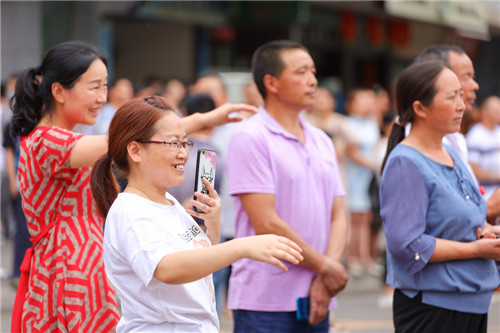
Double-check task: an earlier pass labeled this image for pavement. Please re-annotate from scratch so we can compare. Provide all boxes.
[1,237,499,333]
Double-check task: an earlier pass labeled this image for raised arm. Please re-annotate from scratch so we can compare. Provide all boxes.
[181,103,258,134]
[69,134,108,169]
[153,235,303,284]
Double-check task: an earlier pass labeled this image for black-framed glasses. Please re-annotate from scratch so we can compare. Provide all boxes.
[137,140,194,151]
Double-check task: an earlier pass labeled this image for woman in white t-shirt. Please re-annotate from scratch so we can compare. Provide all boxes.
[90,96,303,333]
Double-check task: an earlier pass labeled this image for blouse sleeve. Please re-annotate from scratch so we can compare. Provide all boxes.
[380,155,436,274]
[35,127,83,181]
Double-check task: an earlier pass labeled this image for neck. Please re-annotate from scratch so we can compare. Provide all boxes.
[125,183,171,205]
[265,101,304,142]
[481,120,496,131]
[38,108,73,131]
[403,122,454,166]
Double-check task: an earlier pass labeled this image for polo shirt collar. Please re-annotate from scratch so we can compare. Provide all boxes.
[259,106,309,142]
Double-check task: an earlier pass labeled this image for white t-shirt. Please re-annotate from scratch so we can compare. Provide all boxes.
[103,192,218,333]
[466,123,500,199]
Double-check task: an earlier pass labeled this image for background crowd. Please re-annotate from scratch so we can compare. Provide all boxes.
[0,36,499,332]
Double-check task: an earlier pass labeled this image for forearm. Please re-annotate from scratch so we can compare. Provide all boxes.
[253,216,326,272]
[486,189,500,220]
[205,224,221,245]
[154,239,243,284]
[181,113,207,134]
[5,149,17,187]
[430,238,476,262]
[470,164,500,183]
[347,145,375,170]
[325,212,348,262]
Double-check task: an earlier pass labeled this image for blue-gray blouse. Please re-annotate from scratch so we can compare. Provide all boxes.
[380,143,500,314]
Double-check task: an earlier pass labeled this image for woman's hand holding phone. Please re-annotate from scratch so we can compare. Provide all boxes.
[186,177,221,245]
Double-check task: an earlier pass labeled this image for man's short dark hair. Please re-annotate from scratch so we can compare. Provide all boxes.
[252,40,308,100]
[414,44,465,67]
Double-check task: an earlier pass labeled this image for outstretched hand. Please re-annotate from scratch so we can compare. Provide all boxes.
[204,103,258,128]
[239,234,303,271]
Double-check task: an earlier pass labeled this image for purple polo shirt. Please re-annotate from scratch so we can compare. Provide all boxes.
[226,107,345,311]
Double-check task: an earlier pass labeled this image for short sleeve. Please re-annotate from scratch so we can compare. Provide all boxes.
[35,127,83,180]
[122,218,174,288]
[380,155,436,274]
[226,131,275,195]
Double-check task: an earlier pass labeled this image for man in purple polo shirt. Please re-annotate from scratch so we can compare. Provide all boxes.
[226,40,349,332]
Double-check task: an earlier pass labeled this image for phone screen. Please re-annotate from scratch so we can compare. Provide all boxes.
[193,149,217,212]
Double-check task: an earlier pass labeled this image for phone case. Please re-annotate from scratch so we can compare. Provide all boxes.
[296,297,310,321]
[193,149,217,212]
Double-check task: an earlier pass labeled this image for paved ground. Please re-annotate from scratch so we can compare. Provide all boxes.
[1,237,499,332]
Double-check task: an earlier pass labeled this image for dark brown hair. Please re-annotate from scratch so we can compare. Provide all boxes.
[90,96,176,218]
[381,60,445,173]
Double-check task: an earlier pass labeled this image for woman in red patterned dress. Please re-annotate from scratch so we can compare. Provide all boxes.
[9,40,257,333]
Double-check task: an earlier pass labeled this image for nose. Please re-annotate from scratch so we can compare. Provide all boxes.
[97,86,107,104]
[309,71,318,86]
[177,146,189,159]
[458,95,466,111]
[472,78,479,92]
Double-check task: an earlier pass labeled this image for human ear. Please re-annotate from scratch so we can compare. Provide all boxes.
[263,74,278,96]
[51,82,65,104]
[127,141,142,163]
[412,100,427,119]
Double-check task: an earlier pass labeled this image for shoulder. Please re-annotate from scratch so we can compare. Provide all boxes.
[27,126,82,146]
[231,114,268,144]
[384,145,423,172]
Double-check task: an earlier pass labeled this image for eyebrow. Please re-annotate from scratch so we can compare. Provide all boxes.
[87,79,107,85]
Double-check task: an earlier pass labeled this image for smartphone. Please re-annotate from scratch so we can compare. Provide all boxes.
[296,297,310,321]
[193,149,217,213]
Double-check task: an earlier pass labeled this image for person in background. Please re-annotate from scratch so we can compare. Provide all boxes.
[416,44,500,233]
[135,75,165,99]
[3,120,31,289]
[303,87,354,164]
[9,40,259,333]
[90,95,303,332]
[191,73,228,109]
[163,77,187,111]
[466,96,500,201]
[226,40,348,332]
[75,77,134,135]
[380,60,500,333]
[344,88,382,278]
[243,81,264,108]
[1,74,18,239]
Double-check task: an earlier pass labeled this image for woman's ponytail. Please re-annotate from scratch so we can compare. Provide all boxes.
[380,120,406,174]
[90,153,120,220]
[10,67,44,136]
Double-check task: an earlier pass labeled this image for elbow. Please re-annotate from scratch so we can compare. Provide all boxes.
[386,240,432,275]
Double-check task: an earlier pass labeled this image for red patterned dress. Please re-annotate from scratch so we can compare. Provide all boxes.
[15,126,119,332]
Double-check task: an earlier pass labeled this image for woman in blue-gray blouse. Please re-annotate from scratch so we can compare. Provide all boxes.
[380,60,500,333]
